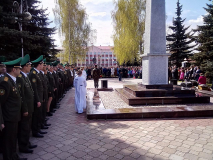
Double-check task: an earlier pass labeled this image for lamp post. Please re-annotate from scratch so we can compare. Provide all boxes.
[12,0,32,58]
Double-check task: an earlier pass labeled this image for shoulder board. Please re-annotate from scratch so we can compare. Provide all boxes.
[18,74,22,78]
[33,71,36,74]
[4,77,8,82]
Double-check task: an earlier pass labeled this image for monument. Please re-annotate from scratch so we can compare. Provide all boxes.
[114,0,210,105]
[86,0,212,120]
[142,0,170,85]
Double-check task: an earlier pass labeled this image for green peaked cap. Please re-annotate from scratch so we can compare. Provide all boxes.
[3,57,22,68]
[46,62,53,66]
[0,56,6,66]
[21,54,32,66]
[52,61,58,66]
[31,55,44,64]
[43,58,47,66]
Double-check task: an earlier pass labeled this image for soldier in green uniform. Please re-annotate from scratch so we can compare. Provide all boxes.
[92,65,101,88]
[65,64,72,89]
[0,56,6,154]
[63,64,69,91]
[29,55,44,138]
[40,60,49,130]
[58,63,65,100]
[52,62,60,109]
[17,54,37,154]
[0,57,27,160]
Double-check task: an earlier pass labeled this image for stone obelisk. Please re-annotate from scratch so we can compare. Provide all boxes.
[142,0,170,85]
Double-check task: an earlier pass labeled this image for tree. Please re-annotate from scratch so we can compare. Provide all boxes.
[53,0,94,64]
[111,0,146,65]
[166,0,195,67]
[192,3,213,82]
[0,0,59,60]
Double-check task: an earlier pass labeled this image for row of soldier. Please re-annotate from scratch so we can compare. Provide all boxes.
[0,55,75,160]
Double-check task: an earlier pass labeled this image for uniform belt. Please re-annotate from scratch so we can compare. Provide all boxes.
[80,85,83,86]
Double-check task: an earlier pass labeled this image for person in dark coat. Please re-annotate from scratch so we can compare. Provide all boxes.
[0,57,27,160]
[29,55,44,138]
[172,66,178,80]
[118,66,123,81]
[0,56,6,154]
[17,54,37,154]
[92,65,101,88]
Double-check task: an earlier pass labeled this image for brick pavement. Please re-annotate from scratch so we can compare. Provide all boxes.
[1,78,213,160]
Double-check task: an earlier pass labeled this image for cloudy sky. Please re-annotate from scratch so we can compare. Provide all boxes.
[41,0,210,47]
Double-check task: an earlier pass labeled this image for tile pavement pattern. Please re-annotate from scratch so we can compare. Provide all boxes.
[1,79,213,160]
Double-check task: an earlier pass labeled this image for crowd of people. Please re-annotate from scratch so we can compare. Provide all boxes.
[168,65,207,85]
[84,66,142,80]
[0,55,75,160]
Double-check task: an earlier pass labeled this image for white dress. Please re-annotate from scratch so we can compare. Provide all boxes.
[82,70,87,80]
[74,76,87,113]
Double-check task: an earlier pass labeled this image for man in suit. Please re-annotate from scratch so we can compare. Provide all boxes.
[0,57,27,160]
[29,55,44,138]
[17,54,37,154]
[92,65,100,88]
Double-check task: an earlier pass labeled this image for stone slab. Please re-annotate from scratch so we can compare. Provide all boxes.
[87,89,213,120]
[97,88,113,91]
[124,85,195,97]
[116,88,210,105]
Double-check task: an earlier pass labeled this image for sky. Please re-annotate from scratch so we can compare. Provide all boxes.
[41,0,211,47]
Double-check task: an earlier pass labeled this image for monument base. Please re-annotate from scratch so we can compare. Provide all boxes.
[142,54,170,85]
[86,88,213,120]
[115,84,210,105]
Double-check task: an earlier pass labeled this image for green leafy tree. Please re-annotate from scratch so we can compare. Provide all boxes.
[166,0,195,67]
[192,2,213,82]
[111,0,146,65]
[53,0,94,64]
[0,0,59,60]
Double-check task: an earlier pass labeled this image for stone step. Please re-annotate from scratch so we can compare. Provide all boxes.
[86,89,213,120]
[115,88,210,105]
[124,85,195,97]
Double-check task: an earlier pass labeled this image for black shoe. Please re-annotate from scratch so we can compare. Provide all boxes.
[50,110,56,113]
[29,144,37,149]
[46,112,53,116]
[44,123,51,126]
[41,125,48,129]
[39,131,47,134]
[19,158,28,160]
[33,133,44,138]
[19,149,33,154]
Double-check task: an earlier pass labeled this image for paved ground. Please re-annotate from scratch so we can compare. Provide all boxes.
[1,78,213,160]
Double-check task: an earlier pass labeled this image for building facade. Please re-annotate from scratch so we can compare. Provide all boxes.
[76,46,117,67]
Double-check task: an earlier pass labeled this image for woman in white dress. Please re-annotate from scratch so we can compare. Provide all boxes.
[74,70,87,113]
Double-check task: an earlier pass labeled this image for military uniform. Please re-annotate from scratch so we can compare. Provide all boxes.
[58,68,65,98]
[93,67,101,88]
[0,56,6,154]
[16,54,35,153]
[47,70,56,113]
[29,56,44,137]
[40,70,48,126]
[0,58,23,160]
[52,63,60,107]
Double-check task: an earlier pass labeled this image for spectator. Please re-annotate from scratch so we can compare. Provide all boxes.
[198,73,206,85]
